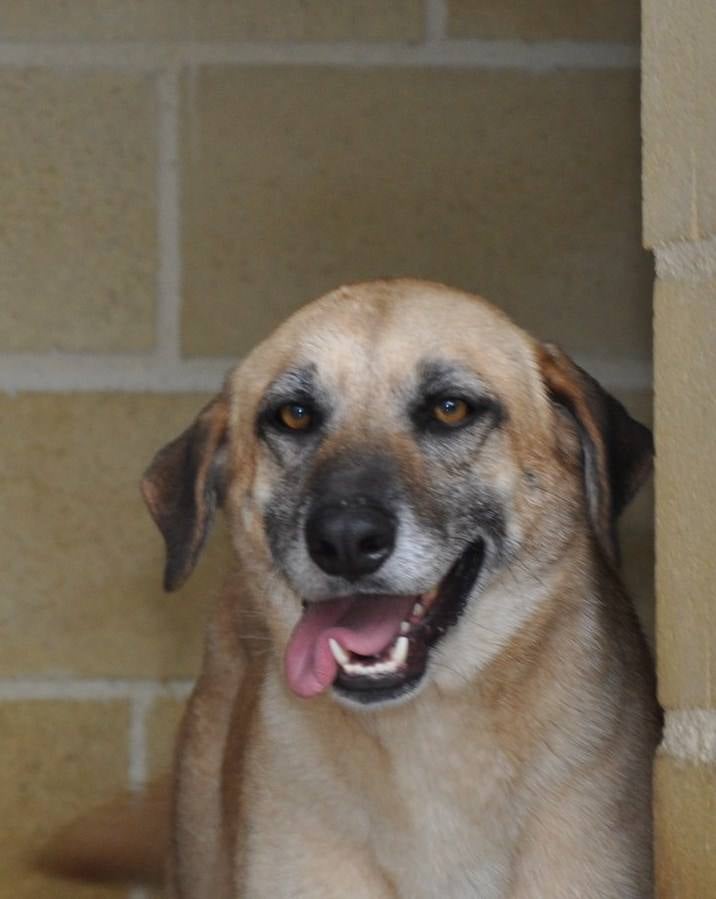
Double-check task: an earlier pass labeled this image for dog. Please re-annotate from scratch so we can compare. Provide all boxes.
[47,279,660,897]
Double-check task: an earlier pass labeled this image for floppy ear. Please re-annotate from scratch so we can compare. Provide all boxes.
[538,343,653,564]
[141,395,229,591]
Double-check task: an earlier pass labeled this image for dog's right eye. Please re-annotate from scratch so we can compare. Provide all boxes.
[275,402,315,432]
[432,397,471,426]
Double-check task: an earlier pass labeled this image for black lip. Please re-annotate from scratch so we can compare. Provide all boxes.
[422,537,485,647]
[333,671,424,705]
[333,538,485,705]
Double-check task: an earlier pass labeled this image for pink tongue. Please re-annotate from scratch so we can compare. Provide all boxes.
[284,595,415,698]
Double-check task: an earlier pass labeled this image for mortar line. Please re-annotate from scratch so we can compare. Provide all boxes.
[0,678,194,701]
[0,40,639,70]
[156,67,183,365]
[0,355,234,392]
[424,0,448,44]
[129,688,153,791]
[654,235,716,281]
[661,709,716,765]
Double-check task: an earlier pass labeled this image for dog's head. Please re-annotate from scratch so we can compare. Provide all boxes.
[142,281,652,708]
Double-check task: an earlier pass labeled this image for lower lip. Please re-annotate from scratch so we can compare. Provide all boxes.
[331,539,485,704]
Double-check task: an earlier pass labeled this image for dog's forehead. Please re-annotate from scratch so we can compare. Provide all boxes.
[241,280,539,401]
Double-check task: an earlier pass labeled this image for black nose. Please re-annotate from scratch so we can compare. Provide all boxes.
[305,502,396,580]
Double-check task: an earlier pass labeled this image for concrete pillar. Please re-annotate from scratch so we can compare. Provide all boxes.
[643,1,716,894]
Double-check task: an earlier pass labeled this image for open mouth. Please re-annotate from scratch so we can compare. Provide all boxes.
[284,539,485,705]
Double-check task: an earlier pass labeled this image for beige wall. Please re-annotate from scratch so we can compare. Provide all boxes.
[0,4,648,896]
[643,1,716,895]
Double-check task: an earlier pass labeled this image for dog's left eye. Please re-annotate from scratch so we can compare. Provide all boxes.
[276,402,314,432]
[432,398,472,427]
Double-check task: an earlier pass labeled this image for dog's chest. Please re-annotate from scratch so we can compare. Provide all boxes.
[249,680,525,897]
[363,715,520,898]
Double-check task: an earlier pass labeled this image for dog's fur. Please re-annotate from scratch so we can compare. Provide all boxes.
[50,280,660,898]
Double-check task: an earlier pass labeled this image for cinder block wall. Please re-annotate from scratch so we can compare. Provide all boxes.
[643,1,716,895]
[0,4,649,897]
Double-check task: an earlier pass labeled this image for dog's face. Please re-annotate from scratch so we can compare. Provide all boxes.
[143,281,652,708]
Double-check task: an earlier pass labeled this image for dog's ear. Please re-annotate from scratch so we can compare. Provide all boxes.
[538,343,653,564]
[141,395,229,591]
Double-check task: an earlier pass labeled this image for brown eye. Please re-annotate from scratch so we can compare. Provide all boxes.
[432,397,471,426]
[277,402,314,431]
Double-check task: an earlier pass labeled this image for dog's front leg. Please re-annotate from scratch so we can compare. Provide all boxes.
[171,587,252,899]
[242,825,396,899]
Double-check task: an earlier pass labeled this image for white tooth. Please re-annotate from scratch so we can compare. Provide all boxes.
[373,660,396,675]
[328,638,350,667]
[391,636,409,666]
[400,620,410,635]
[348,662,369,675]
[343,658,400,677]
[412,601,425,618]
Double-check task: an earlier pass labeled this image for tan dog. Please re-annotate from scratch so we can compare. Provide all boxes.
[135,280,658,897]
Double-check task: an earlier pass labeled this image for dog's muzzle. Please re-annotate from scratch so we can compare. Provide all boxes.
[284,538,485,705]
